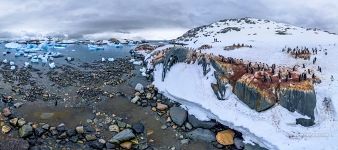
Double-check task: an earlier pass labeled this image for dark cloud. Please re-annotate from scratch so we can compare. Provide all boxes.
[0,0,337,39]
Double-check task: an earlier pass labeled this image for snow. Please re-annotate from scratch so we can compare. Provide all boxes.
[2,59,8,63]
[101,57,106,62]
[24,62,30,68]
[146,18,338,150]
[5,42,21,49]
[10,66,16,70]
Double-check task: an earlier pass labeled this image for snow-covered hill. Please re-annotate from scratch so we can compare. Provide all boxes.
[144,18,338,149]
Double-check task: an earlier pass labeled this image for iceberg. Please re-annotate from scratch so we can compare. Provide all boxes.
[2,59,8,63]
[5,42,21,49]
[101,57,106,62]
[88,44,104,50]
[9,61,15,65]
[24,62,30,68]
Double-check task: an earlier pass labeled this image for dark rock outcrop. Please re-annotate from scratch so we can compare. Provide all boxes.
[161,47,189,81]
[234,81,276,112]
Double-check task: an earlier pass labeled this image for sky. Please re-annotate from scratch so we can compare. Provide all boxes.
[0,0,337,40]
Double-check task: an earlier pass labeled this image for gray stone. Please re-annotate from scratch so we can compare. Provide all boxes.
[76,126,84,134]
[132,122,145,133]
[186,128,216,142]
[19,125,33,138]
[188,115,216,129]
[169,106,187,126]
[131,96,140,103]
[234,138,244,149]
[85,134,97,141]
[135,83,144,92]
[14,102,24,108]
[296,118,315,127]
[111,129,135,143]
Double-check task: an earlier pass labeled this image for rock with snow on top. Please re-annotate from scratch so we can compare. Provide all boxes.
[108,58,115,62]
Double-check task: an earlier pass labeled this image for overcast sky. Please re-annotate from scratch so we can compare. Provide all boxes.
[0,0,337,40]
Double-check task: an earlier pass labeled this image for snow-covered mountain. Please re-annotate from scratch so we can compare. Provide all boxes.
[143,18,338,149]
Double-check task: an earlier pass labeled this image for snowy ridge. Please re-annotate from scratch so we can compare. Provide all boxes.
[145,18,338,149]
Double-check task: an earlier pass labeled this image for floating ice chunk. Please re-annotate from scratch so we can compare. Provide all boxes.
[31,57,39,63]
[88,44,104,50]
[9,61,15,65]
[41,56,48,63]
[5,42,21,49]
[101,57,106,62]
[66,57,74,62]
[2,59,8,63]
[133,60,143,65]
[10,66,16,70]
[49,62,56,69]
[108,58,115,62]
[24,62,30,68]
[2,52,7,55]
[71,49,76,52]
[129,59,135,63]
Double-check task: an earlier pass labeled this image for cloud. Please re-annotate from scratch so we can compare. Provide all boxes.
[0,0,337,40]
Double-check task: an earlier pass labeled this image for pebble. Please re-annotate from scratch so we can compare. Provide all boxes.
[156,103,168,111]
[2,125,11,134]
[109,124,120,132]
[76,126,84,134]
[2,108,11,117]
[19,124,33,138]
[85,134,97,141]
[9,118,18,126]
[132,122,145,134]
[120,141,132,149]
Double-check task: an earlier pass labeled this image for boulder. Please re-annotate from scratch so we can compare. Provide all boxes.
[111,129,135,143]
[216,130,235,145]
[19,125,33,138]
[135,83,144,92]
[186,128,216,142]
[169,106,187,126]
[88,140,105,149]
[188,115,216,129]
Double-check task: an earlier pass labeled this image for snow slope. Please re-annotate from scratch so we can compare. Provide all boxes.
[149,18,338,149]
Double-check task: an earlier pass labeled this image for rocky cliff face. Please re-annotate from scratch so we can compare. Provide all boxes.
[234,78,276,112]
[278,81,316,119]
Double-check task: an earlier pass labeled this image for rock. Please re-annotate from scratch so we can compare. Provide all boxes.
[17,118,26,127]
[146,93,152,99]
[135,83,144,92]
[185,122,193,130]
[187,115,216,129]
[132,122,144,134]
[19,125,33,138]
[186,128,216,142]
[180,139,189,144]
[117,121,126,128]
[161,125,167,130]
[9,118,18,126]
[70,136,78,143]
[88,140,105,149]
[111,129,135,143]
[66,129,77,137]
[2,108,11,117]
[109,124,120,132]
[84,125,95,133]
[99,138,106,144]
[169,106,187,126]
[131,96,140,103]
[41,124,49,130]
[234,138,244,149]
[85,134,97,141]
[56,123,66,132]
[14,102,24,108]
[216,129,235,145]
[156,103,168,111]
[76,126,84,134]
[2,125,11,134]
[296,118,315,127]
[120,141,132,149]
[106,142,117,149]
[58,132,67,139]
[34,128,45,137]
